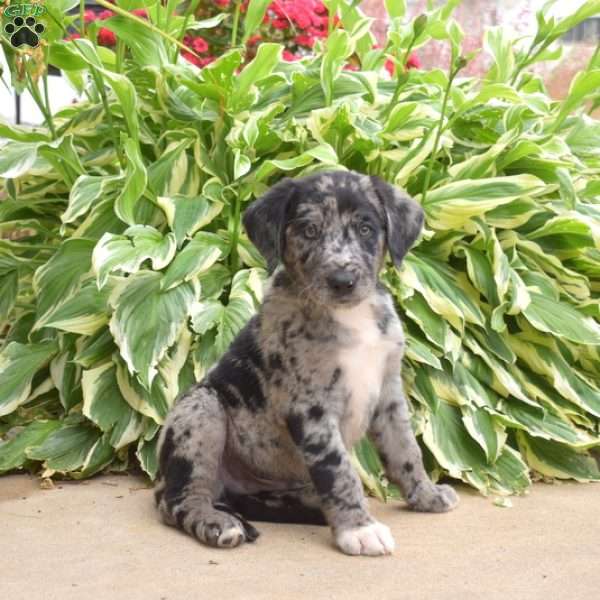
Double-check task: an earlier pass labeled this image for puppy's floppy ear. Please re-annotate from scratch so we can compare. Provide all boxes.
[243,178,296,272]
[370,175,424,266]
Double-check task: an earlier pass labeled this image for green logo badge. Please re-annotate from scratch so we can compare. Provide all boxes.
[2,2,46,48]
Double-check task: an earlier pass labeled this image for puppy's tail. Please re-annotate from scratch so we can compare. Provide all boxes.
[220,489,327,526]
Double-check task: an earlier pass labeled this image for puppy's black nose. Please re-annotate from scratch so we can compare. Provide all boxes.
[327,270,356,294]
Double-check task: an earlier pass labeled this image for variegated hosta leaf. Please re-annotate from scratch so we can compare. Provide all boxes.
[93,226,177,288]
[522,293,600,345]
[36,280,112,336]
[115,328,192,424]
[161,232,228,291]
[82,363,144,450]
[62,174,122,227]
[33,239,95,326]
[157,193,224,247]
[25,418,101,473]
[191,270,258,357]
[109,271,199,389]
[402,254,484,329]
[0,341,58,417]
[421,175,547,229]
[0,420,61,473]
[517,432,600,482]
[114,138,147,226]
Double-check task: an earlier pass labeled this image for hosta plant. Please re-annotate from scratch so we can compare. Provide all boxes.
[1,0,600,497]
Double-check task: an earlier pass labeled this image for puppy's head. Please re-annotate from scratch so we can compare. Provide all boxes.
[243,171,424,307]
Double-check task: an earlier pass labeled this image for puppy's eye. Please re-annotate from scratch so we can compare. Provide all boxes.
[359,223,373,237]
[304,224,319,239]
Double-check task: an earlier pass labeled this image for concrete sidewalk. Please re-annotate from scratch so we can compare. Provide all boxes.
[1,474,598,600]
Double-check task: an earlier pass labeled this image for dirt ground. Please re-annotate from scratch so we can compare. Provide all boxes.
[1,474,599,600]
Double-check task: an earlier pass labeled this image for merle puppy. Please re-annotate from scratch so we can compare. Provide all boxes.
[154,170,459,556]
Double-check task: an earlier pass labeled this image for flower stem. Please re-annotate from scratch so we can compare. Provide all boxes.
[421,63,462,206]
[231,0,242,47]
[26,71,57,140]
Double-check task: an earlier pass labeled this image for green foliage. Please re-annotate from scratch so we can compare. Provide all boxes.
[1,1,600,496]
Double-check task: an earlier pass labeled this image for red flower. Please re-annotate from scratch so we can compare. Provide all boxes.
[343,63,359,71]
[66,32,82,40]
[295,34,315,47]
[191,36,209,53]
[214,0,230,6]
[98,10,114,20]
[182,51,202,68]
[385,53,420,77]
[282,50,300,61]
[272,18,289,30]
[406,53,421,69]
[247,34,262,45]
[131,8,148,18]
[98,27,117,46]
[83,9,96,23]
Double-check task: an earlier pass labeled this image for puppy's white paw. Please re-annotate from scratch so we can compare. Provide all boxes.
[217,524,246,548]
[335,521,395,556]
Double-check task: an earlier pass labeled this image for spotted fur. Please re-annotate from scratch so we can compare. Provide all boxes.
[154,170,458,555]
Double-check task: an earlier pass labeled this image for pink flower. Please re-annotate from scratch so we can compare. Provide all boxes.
[385,53,420,77]
[295,34,315,47]
[98,10,114,20]
[272,18,289,30]
[247,34,262,45]
[214,0,230,6]
[131,8,148,18]
[66,32,82,40]
[98,27,117,46]
[406,53,421,69]
[343,63,359,71]
[282,50,300,61]
[83,9,96,23]
[191,36,209,53]
[182,51,202,67]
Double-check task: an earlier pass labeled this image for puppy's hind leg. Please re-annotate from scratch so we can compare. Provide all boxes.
[154,385,259,548]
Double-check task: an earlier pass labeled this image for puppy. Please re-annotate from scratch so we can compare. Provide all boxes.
[154,171,458,556]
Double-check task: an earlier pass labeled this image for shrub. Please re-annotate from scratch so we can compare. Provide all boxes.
[1,0,600,496]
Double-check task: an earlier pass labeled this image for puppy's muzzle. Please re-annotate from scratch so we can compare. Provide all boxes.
[326,269,358,296]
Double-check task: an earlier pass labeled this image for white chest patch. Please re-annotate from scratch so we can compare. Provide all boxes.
[333,301,395,446]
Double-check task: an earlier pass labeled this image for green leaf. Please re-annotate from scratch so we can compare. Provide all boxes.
[162,232,227,291]
[82,363,144,450]
[0,420,61,473]
[552,69,600,132]
[321,30,355,105]
[0,270,18,322]
[109,271,198,389]
[115,139,148,226]
[157,194,224,246]
[37,280,111,336]
[422,175,547,229]
[522,293,600,345]
[517,432,600,482]
[232,43,282,112]
[26,420,100,473]
[102,15,169,67]
[62,174,122,226]
[242,0,271,43]
[0,141,39,178]
[190,270,257,356]
[33,240,95,326]
[93,226,177,288]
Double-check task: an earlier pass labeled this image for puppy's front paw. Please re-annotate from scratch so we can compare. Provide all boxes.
[407,482,459,513]
[335,521,395,556]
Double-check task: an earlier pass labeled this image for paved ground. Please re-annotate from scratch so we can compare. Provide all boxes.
[1,474,598,600]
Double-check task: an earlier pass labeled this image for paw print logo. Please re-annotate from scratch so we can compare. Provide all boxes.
[4,15,45,48]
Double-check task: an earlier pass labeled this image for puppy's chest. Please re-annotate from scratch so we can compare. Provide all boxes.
[333,304,398,445]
